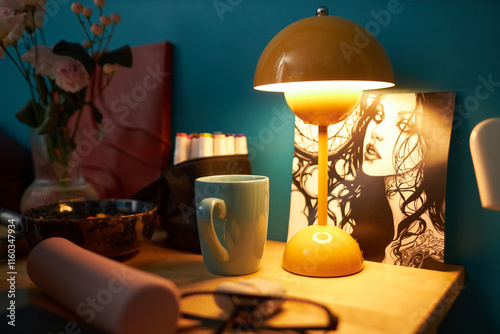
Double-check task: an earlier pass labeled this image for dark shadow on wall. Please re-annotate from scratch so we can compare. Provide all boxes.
[0,130,33,212]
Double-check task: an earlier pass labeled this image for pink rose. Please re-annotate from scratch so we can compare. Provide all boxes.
[21,45,62,77]
[0,1,25,11]
[25,4,45,28]
[0,7,16,18]
[0,1,46,30]
[53,57,90,93]
[9,0,47,7]
[21,0,47,6]
[0,13,25,58]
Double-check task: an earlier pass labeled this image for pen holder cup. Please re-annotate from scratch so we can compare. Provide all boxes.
[133,155,251,254]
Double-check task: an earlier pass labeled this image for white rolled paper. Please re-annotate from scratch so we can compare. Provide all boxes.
[27,238,180,334]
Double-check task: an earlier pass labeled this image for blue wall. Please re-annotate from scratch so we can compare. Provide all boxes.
[1,0,499,331]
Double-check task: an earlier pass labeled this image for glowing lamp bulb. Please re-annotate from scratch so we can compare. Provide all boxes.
[283,83,362,126]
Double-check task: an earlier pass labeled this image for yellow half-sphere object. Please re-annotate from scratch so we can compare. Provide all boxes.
[284,85,362,126]
[254,14,394,91]
[282,225,364,277]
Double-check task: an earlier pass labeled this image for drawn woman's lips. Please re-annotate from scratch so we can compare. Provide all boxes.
[364,143,381,161]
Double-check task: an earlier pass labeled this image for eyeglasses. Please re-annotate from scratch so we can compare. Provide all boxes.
[177,290,339,333]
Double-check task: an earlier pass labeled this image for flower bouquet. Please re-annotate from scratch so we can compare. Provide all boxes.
[0,0,132,210]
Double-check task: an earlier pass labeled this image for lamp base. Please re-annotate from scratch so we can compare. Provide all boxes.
[282,225,364,277]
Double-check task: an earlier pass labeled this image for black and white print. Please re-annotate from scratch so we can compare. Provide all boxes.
[288,92,455,269]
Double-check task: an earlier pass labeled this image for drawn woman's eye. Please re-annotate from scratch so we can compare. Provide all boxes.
[396,119,416,134]
[374,105,384,123]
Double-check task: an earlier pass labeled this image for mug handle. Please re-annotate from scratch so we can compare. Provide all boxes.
[197,198,229,262]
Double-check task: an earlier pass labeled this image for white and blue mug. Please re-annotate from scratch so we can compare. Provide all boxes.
[195,175,269,275]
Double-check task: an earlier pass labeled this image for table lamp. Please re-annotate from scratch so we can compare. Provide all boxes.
[470,118,500,210]
[254,7,395,277]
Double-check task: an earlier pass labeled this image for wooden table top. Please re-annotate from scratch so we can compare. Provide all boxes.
[0,231,465,334]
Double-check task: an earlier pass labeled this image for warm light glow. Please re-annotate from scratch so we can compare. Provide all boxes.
[283,84,362,126]
[58,203,73,212]
[313,231,333,244]
[254,80,395,92]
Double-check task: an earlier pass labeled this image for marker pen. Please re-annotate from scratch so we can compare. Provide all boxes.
[235,134,248,155]
[225,134,235,155]
[173,133,189,165]
[198,133,214,157]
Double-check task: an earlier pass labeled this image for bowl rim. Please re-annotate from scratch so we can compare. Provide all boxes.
[21,199,157,222]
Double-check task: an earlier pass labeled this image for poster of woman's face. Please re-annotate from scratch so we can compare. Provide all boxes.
[288,92,456,269]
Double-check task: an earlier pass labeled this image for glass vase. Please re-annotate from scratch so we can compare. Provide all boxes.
[20,129,98,212]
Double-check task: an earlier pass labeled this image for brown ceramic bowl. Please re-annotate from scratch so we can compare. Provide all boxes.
[22,199,157,258]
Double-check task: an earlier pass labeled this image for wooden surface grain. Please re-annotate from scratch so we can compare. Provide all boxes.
[0,231,464,333]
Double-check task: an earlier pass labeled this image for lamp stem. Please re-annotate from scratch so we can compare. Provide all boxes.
[318,125,328,226]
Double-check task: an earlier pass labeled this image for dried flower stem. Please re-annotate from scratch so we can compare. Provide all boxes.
[76,13,95,55]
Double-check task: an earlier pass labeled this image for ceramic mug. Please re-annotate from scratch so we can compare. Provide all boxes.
[195,174,269,275]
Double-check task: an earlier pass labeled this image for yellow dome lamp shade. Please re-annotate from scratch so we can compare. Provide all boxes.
[254,6,394,125]
[254,7,395,277]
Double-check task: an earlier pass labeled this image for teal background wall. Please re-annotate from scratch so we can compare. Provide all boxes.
[1,0,499,331]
